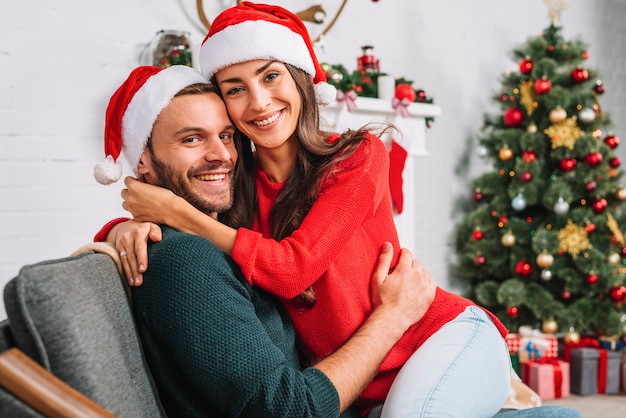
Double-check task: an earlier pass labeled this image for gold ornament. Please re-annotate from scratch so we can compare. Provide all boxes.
[545,116,583,150]
[557,220,592,258]
[616,188,626,201]
[499,147,514,161]
[607,213,625,246]
[542,319,559,334]
[549,106,567,123]
[608,252,621,265]
[564,329,581,344]
[536,252,554,268]
[527,123,538,134]
[519,82,537,116]
[501,231,516,247]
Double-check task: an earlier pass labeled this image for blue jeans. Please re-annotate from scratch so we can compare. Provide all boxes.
[370,306,511,417]
[495,406,582,417]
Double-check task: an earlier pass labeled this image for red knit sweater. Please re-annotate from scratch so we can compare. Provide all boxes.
[230,134,508,408]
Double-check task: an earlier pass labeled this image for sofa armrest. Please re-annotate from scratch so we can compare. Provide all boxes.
[0,348,116,418]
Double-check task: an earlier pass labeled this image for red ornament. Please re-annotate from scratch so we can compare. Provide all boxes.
[581,51,589,60]
[519,58,534,74]
[503,107,524,127]
[515,260,533,277]
[561,290,571,300]
[586,273,598,285]
[604,135,620,149]
[560,157,577,172]
[474,255,486,266]
[394,83,416,102]
[533,77,552,94]
[472,229,484,241]
[571,67,589,83]
[594,81,605,95]
[586,222,596,234]
[522,150,537,163]
[520,171,533,182]
[609,285,626,303]
[415,89,427,102]
[584,152,603,167]
[498,93,509,102]
[473,191,483,202]
[609,157,621,168]
[506,306,519,318]
[621,246,626,257]
[584,181,597,192]
[591,198,608,213]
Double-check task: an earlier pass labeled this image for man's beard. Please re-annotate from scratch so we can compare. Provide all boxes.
[150,152,235,215]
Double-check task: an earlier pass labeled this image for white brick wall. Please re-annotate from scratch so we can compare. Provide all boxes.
[2,0,625,318]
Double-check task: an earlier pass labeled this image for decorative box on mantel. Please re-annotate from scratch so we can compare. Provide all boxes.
[320,97,442,256]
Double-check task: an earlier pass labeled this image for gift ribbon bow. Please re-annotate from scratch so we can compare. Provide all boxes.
[336,90,358,112]
[563,337,600,362]
[392,97,411,117]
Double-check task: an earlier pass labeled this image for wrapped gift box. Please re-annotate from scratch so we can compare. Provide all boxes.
[570,347,621,395]
[598,336,625,352]
[522,358,570,400]
[506,326,557,357]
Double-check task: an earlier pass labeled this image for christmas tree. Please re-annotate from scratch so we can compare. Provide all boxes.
[453,7,626,341]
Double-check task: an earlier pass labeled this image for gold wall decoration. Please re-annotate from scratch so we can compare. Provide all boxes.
[195,0,348,43]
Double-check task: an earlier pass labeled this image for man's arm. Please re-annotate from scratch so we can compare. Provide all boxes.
[315,243,436,412]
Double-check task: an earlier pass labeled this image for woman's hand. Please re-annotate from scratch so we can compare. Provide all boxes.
[121,176,180,226]
[112,219,162,286]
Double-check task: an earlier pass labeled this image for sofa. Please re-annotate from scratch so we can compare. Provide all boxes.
[0,243,165,417]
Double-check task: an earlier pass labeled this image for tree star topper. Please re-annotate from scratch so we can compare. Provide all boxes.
[545,0,568,25]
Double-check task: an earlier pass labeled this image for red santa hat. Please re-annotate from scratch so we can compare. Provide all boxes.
[94,65,208,185]
[198,1,336,105]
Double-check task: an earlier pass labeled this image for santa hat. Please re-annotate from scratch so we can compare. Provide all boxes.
[199,1,336,105]
[94,65,208,185]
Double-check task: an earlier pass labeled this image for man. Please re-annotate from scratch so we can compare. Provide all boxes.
[94,64,436,417]
[94,65,581,418]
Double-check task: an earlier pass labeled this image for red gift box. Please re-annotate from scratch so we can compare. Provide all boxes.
[522,358,570,400]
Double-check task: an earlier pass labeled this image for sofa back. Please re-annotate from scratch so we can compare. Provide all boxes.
[3,250,165,417]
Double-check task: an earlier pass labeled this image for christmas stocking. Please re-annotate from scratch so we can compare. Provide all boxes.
[389,139,408,214]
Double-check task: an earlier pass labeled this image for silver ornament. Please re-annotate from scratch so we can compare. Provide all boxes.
[541,269,553,281]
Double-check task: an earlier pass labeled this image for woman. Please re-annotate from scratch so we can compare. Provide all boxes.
[100,2,511,416]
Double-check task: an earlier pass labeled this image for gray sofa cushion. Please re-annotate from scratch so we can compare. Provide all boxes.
[3,251,165,418]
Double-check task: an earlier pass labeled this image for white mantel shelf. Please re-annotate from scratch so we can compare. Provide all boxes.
[320,96,442,157]
[320,96,442,255]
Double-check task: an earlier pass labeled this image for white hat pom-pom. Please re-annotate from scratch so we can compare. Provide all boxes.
[94,155,123,185]
[315,82,337,106]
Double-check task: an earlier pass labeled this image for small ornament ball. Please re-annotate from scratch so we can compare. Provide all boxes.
[609,285,626,303]
[604,135,620,149]
[594,80,605,94]
[507,306,519,318]
[608,252,621,265]
[586,273,598,285]
[560,157,577,172]
[501,231,516,247]
[584,152,603,167]
[561,290,571,300]
[519,57,534,74]
[394,83,416,102]
[536,252,554,269]
[616,187,626,201]
[504,107,524,127]
[475,145,488,158]
[541,269,553,281]
[520,171,533,182]
[527,124,538,134]
[549,106,567,124]
[564,329,581,344]
[554,197,570,215]
[542,319,558,334]
[511,194,527,211]
[499,147,514,161]
[592,198,608,214]
[515,260,533,277]
[533,77,552,94]
[474,255,486,266]
[571,67,589,83]
[579,108,596,124]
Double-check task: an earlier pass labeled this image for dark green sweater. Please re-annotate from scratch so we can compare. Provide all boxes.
[132,227,359,417]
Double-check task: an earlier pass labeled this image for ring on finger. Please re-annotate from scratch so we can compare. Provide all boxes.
[120,251,127,257]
